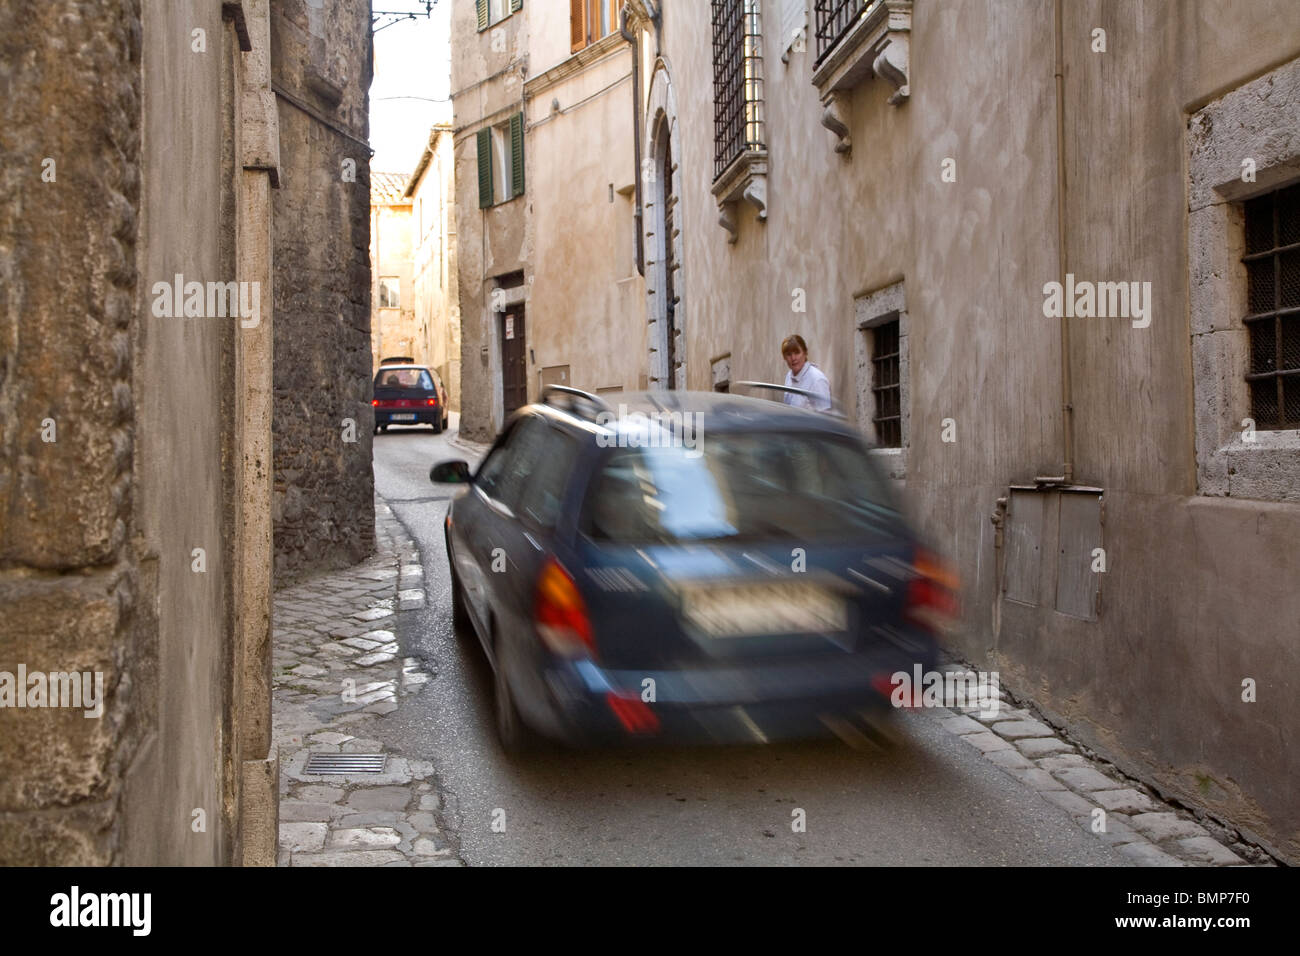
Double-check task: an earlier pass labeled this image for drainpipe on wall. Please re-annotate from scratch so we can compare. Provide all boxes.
[1046,0,1076,487]
[621,4,644,276]
[990,495,1008,646]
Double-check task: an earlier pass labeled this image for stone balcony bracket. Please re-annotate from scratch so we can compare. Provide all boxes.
[711,149,768,244]
[821,93,852,155]
[811,0,911,154]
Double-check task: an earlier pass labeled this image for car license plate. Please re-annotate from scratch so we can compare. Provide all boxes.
[391,413,416,421]
[681,582,846,638]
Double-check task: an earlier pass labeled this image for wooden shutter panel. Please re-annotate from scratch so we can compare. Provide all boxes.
[510,112,525,198]
[476,0,488,32]
[511,0,523,12]
[477,128,493,208]
[570,0,586,52]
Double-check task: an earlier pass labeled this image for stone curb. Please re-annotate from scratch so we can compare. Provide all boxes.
[271,494,462,867]
[930,659,1272,868]
[447,429,491,461]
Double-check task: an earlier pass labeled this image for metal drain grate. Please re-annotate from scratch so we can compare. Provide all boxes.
[303,753,387,774]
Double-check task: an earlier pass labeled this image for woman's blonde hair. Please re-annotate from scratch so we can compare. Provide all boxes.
[781,334,809,357]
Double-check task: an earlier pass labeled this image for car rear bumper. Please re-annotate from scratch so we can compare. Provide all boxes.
[533,635,941,746]
[376,408,439,425]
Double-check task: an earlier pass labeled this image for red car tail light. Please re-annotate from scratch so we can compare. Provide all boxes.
[905,548,960,636]
[534,558,595,658]
[371,399,379,407]
[605,692,660,735]
[426,398,437,406]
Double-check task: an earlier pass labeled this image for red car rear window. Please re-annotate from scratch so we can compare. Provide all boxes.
[375,368,433,390]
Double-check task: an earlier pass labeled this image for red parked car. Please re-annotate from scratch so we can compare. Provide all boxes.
[372,363,449,433]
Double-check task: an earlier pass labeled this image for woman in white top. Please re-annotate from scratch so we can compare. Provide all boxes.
[780,334,832,411]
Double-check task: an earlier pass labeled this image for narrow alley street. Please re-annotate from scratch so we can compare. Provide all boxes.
[7,0,1297,920]
[264,423,1261,868]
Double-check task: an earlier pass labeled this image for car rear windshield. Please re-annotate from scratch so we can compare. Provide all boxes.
[580,432,899,544]
[375,368,433,390]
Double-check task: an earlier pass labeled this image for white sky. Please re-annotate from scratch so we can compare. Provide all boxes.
[369,0,453,175]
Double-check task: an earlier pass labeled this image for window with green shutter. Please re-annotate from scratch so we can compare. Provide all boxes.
[510,112,525,198]
[480,0,520,30]
[477,127,492,208]
[478,115,524,208]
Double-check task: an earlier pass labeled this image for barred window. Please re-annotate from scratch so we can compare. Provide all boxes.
[813,0,876,65]
[1243,182,1300,429]
[711,0,765,181]
[871,319,901,447]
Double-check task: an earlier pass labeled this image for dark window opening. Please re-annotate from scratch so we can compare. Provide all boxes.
[871,319,901,448]
[1243,182,1300,430]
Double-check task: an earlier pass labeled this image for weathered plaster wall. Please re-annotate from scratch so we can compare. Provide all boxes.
[270,0,375,583]
[657,0,1300,859]
[410,130,463,411]
[371,198,416,364]
[452,0,529,441]
[124,0,238,866]
[453,1,645,440]
[526,43,646,396]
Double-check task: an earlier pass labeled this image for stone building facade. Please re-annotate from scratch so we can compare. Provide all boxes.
[451,0,648,441]
[270,0,376,584]
[405,126,463,412]
[0,0,372,864]
[370,170,417,368]
[620,0,1300,860]
[1,0,279,865]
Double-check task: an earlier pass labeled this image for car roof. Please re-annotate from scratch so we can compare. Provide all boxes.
[375,365,431,374]
[526,390,861,441]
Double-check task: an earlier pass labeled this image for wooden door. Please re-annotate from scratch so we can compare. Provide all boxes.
[501,305,527,416]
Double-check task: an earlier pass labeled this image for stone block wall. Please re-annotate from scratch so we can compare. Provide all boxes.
[270,0,376,583]
[0,0,145,864]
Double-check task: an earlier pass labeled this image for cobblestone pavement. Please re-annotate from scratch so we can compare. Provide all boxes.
[272,483,1272,867]
[271,496,462,866]
[926,667,1275,867]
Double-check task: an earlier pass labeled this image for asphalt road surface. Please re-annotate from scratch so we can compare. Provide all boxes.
[372,422,1126,866]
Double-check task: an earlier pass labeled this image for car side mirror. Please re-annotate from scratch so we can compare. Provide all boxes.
[430,459,473,484]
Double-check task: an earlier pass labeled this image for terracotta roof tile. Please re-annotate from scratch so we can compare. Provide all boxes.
[370,170,411,206]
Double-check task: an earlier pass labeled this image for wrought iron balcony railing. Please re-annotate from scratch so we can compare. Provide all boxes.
[814,0,880,67]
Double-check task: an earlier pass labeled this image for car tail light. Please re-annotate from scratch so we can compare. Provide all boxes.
[534,558,595,657]
[426,398,437,406]
[871,673,901,699]
[905,548,960,635]
[371,399,379,407]
[605,692,660,735]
